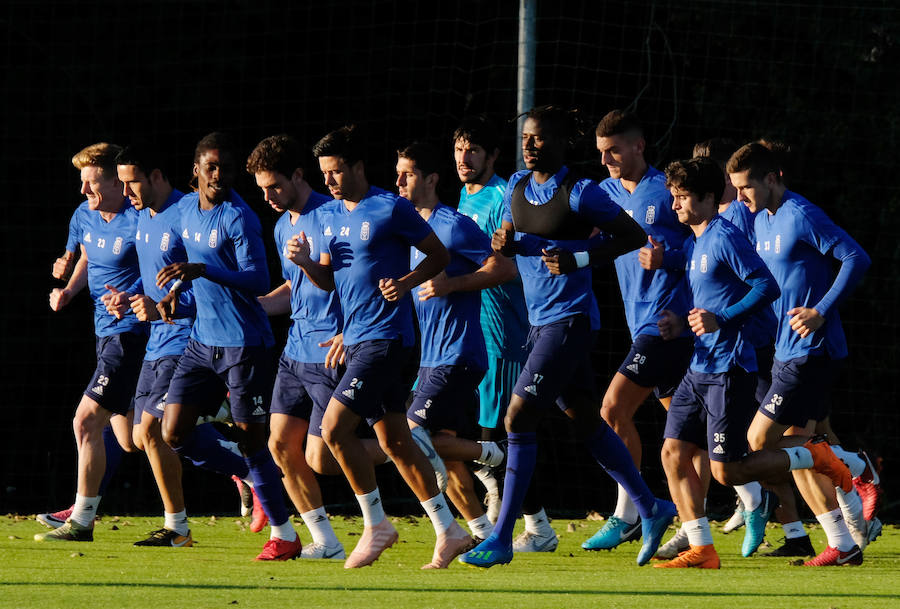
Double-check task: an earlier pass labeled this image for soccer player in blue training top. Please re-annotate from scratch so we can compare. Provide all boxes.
[757,138,882,556]
[727,142,872,566]
[454,116,558,549]
[102,144,256,546]
[397,142,515,543]
[36,143,145,542]
[584,110,694,552]
[650,137,773,558]
[652,157,783,568]
[459,105,677,568]
[289,125,471,569]
[154,132,299,561]
[248,134,348,559]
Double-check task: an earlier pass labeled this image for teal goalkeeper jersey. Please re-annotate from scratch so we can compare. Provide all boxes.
[457,174,528,362]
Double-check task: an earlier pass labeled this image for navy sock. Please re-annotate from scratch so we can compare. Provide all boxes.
[246,449,289,527]
[493,432,538,543]
[586,422,656,519]
[174,423,249,479]
[98,425,123,495]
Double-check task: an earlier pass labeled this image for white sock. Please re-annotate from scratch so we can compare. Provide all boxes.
[467,514,494,539]
[782,446,814,470]
[816,508,855,551]
[270,519,298,542]
[683,517,714,547]
[836,486,864,527]
[474,467,500,494]
[356,488,386,528]
[783,521,807,539]
[524,508,554,535]
[830,445,865,478]
[476,441,503,467]
[421,494,455,535]
[164,510,189,536]
[71,494,100,527]
[613,484,639,524]
[733,482,763,512]
[300,507,339,547]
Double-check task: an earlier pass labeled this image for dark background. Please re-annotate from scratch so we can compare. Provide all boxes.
[1,1,898,521]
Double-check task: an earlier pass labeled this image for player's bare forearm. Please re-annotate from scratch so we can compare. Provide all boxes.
[258,281,292,316]
[297,258,335,292]
[446,253,516,294]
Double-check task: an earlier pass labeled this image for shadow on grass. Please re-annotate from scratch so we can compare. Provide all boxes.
[0,582,895,599]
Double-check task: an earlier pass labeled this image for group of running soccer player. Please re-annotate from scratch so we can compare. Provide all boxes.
[36,106,883,570]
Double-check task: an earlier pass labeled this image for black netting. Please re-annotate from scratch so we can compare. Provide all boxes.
[2,1,897,519]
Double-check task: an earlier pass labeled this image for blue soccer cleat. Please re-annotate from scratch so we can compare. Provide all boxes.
[581,516,642,551]
[458,535,513,568]
[636,499,678,566]
[742,489,777,557]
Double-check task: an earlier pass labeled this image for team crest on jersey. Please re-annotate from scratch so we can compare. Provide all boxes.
[775,235,781,254]
[360,221,371,241]
[645,205,656,224]
[208,229,218,248]
[324,225,333,236]
[700,254,708,273]
[160,232,170,251]
[112,237,123,255]
[84,232,92,243]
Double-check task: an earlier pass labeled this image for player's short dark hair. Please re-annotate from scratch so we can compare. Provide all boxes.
[193,131,236,167]
[522,105,589,147]
[115,143,170,181]
[312,125,364,166]
[595,109,643,139]
[692,137,738,166]
[246,134,306,178]
[726,142,781,182]
[452,115,500,154]
[665,157,725,205]
[397,141,442,181]
[757,138,793,185]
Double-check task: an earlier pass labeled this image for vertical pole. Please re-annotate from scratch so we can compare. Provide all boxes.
[517,0,536,169]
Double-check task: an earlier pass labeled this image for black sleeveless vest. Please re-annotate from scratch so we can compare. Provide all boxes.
[510,171,593,240]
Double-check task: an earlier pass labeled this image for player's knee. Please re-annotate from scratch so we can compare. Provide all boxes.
[660,440,689,471]
[267,434,291,465]
[710,461,738,487]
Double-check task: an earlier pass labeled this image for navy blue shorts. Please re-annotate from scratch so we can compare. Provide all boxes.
[664,367,758,462]
[134,356,180,420]
[332,339,415,426]
[617,334,693,399]
[753,344,775,404]
[271,353,341,438]
[84,331,147,415]
[513,315,596,411]
[758,354,835,427]
[166,339,275,424]
[407,364,485,433]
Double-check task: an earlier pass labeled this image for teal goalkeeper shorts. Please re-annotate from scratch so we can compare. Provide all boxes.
[477,356,524,429]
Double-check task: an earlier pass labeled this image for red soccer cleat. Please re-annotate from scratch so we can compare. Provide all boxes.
[803,544,862,567]
[248,486,268,533]
[852,450,884,521]
[254,536,302,561]
[805,437,853,493]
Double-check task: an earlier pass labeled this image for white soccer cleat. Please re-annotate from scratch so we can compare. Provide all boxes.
[512,529,558,553]
[300,541,346,560]
[654,526,689,560]
[722,497,745,534]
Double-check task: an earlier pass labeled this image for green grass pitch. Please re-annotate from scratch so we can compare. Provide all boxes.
[3,514,898,609]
